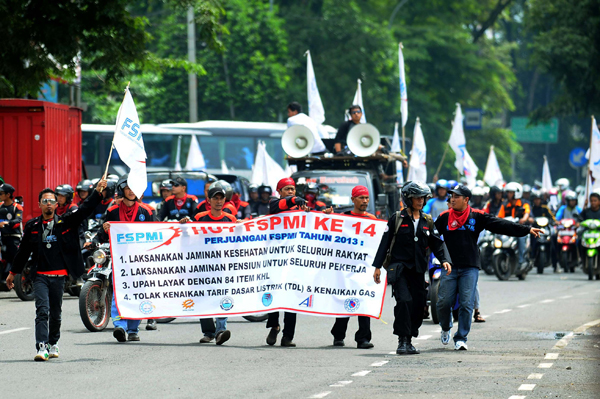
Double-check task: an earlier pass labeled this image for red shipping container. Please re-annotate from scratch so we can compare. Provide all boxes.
[0,100,82,222]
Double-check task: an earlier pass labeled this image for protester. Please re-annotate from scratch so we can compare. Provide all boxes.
[255,185,272,216]
[6,179,106,361]
[423,179,449,220]
[55,184,78,215]
[483,186,504,216]
[499,182,531,270]
[286,101,327,153]
[196,174,219,213]
[157,176,199,221]
[556,191,582,221]
[373,181,452,355]
[75,179,95,205]
[0,184,23,288]
[529,190,558,272]
[334,105,362,154]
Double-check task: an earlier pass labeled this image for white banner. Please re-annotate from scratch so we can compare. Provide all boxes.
[109,212,388,320]
[399,43,408,127]
[589,116,600,190]
[391,122,404,185]
[483,145,503,187]
[408,118,426,182]
[305,50,326,126]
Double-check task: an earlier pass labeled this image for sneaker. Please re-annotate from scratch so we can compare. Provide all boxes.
[48,344,59,359]
[146,319,157,331]
[127,333,140,341]
[34,344,49,362]
[199,335,214,344]
[281,336,296,347]
[113,327,127,343]
[333,339,345,347]
[454,341,468,351]
[215,330,231,345]
[266,326,280,346]
[441,330,451,345]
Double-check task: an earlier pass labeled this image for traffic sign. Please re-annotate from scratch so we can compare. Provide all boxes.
[511,117,559,143]
[569,147,587,168]
[464,108,482,130]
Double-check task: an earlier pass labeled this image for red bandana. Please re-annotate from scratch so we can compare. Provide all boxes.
[352,185,369,197]
[175,195,186,210]
[448,205,471,231]
[231,193,241,211]
[277,178,295,191]
[56,204,70,216]
[119,201,139,222]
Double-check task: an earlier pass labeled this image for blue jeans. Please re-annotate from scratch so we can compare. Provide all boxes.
[200,318,228,337]
[111,296,141,334]
[436,266,479,343]
[474,284,480,309]
[517,235,528,264]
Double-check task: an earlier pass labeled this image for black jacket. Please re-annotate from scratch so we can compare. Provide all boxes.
[96,202,156,244]
[269,196,302,214]
[373,209,452,273]
[435,208,531,268]
[158,194,199,221]
[12,190,102,278]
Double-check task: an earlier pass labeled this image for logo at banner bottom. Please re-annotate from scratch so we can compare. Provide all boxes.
[299,295,313,308]
[220,296,234,311]
[182,299,195,311]
[344,298,360,312]
[140,300,155,315]
[262,293,273,306]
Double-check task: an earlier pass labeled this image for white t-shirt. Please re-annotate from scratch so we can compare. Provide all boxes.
[412,216,420,235]
[287,113,327,153]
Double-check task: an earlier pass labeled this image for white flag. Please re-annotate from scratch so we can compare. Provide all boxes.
[462,150,479,188]
[221,159,229,174]
[483,146,503,187]
[174,135,182,171]
[346,79,366,123]
[185,135,206,171]
[399,43,408,127]
[448,103,466,172]
[305,50,325,126]
[589,116,600,190]
[542,155,553,191]
[113,87,147,198]
[408,118,426,182]
[251,142,287,193]
[391,122,404,184]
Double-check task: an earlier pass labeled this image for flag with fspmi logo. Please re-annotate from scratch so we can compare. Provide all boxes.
[113,87,147,198]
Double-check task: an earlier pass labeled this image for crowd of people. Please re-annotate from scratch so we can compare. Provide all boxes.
[1,171,595,361]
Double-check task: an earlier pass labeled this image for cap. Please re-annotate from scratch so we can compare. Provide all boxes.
[0,183,15,194]
[170,176,187,186]
[208,186,226,199]
[448,184,472,199]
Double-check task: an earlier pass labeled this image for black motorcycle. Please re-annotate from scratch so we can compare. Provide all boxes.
[532,216,553,274]
[79,243,112,332]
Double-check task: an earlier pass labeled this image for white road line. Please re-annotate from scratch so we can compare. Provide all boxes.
[309,392,331,398]
[545,353,559,360]
[538,363,553,369]
[552,332,574,349]
[539,299,554,304]
[574,318,600,333]
[527,373,544,379]
[415,335,432,340]
[0,327,30,335]
[518,384,536,391]
[508,396,527,399]
[495,309,512,314]
[559,295,573,299]
[517,304,531,308]
[351,370,371,377]
[388,351,396,355]
[329,381,352,387]
[370,361,389,367]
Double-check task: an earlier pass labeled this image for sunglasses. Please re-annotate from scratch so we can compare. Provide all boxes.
[351,110,362,115]
[172,183,181,187]
[41,198,57,205]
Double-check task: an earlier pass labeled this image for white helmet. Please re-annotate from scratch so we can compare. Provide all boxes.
[555,178,570,191]
[472,186,485,197]
[476,180,485,188]
[504,182,523,199]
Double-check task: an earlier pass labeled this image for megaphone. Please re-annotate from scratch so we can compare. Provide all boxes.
[347,123,380,157]
[281,125,315,158]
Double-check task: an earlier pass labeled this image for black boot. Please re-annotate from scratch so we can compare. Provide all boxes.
[406,337,420,354]
[396,337,408,355]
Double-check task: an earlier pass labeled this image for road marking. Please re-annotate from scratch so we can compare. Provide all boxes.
[559,295,572,299]
[415,335,432,340]
[508,396,527,399]
[329,381,352,387]
[495,309,512,314]
[351,370,371,377]
[574,318,600,333]
[552,332,574,349]
[538,363,553,369]
[545,353,559,360]
[388,351,396,355]
[539,299,554,304]
[370,361,389,367]
[527,373,544,379]
[518,384,536,391]
[0,327,30,335]
[517,304,531,308]
[309,392,331,398]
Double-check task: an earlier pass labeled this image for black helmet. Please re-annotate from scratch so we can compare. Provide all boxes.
[104,180,117,199]
[210,180,233,201]
[159,179,173,191]
[55,184,75,202]
[306,182,319,195]
[116,174,130,198]
[401,181,432,209]
[206,174,218,184]
[249,183,259,193]
[76,179,95,197]
[489,185,502,197]
[258,185,272,196]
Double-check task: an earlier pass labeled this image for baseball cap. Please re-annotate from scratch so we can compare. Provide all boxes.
[0,183,15,194]
[170,176,187,186]
[208,186,226,199]
[448,184,472,199]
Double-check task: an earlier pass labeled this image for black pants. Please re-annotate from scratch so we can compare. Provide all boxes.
[393,266,426,338]
[266,311,296,340]
[33,275,65,349]
[1,237,19,278]
[331,316,371,343]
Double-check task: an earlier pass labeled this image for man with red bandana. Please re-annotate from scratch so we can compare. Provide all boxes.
[331,185,376,349]
[55,185,78,216]
[158,176,199,221]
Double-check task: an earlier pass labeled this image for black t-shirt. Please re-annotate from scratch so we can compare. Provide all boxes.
[334,120,359,146]
[39,220,68,273]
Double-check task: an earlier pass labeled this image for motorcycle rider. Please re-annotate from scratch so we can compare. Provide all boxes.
[576,190,600,266]
[423,179,450,220]
[231,186,251,220]
[522,184,532,202]
[99,175,156,343]
[0,184,23,289]
[247,184,260,214]
[555,178,570,204]
[556,191,582,221]
[499,182,531,270]
[303,183,328,212]
[196,174,219,213]
[157,176,199,222]
[75,179,95,205]
[529,190,558,272]
[483,186,504,216]
[55,184,78,215]
[470,187,485,210]
[255,185,272,216]
[154,179,173,215]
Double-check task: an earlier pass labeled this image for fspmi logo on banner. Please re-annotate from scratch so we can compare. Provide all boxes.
[116,231,164,244]
[299,295,314,308]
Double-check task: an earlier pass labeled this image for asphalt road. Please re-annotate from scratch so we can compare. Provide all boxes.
[1,270,599,399]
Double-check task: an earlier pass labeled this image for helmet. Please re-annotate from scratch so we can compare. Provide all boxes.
[116,174,130,198]
[102,180,116,199]
[107,174,119,182]
[489,185,502,197]
[159,179,173,191]
[206,174,218,184]
[305,182,319,195]
[55,184,74,202]
[555,178,570,191]
[436,179,449,189]
[210,180,233,201]
[530,189,541,200]
[476,180,485,188]
[258,185,272,196]
[248,183,259,193]
[401,181,432,209]
[564,190,577,202]
[427,183,436,193]
[447,180,458,189]
[504,182,523,199]
[522,184,531,193]
[76,179,95,197]
[471,186,485,197]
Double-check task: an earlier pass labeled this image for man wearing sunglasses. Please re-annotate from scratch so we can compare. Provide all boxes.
[334,104,363,154]
[157,176,199,222]
[6,179,107,361]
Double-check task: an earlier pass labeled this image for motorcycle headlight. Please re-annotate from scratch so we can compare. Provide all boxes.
[562,220,574,228]
[588,221,600,230]
[93,250,107,265]
[536,217,549,227]
[494,238,503,248]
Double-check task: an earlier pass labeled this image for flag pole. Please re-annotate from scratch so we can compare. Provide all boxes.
[103,81,131,179]
[400,42,406,158]
[584,115,595,205]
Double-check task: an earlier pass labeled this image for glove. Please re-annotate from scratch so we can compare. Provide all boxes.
[293,197,306,207]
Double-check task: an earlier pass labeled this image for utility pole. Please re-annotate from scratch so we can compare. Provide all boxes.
[187,6,198,123]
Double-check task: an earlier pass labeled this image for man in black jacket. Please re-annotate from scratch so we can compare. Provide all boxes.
[435,185,542,351]
[6,180,106,361]
[373,181,452,355]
